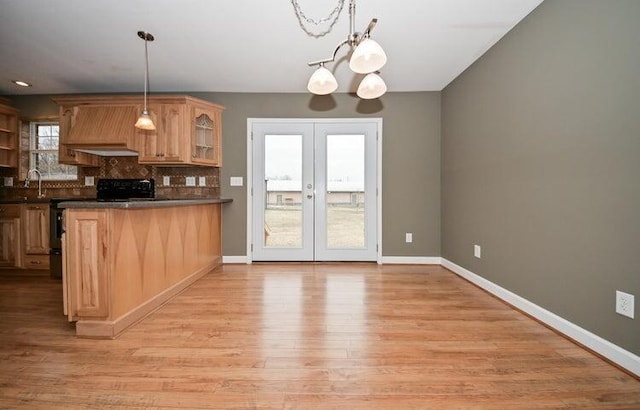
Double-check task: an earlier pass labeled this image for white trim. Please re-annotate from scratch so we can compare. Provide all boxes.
[381,256,442,265]
[222,256,249,264]
[246,119,253,264]
[441,258,640,377]
[376,121,383,265]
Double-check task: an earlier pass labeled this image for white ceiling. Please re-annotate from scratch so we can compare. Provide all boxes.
[0,0,543,96]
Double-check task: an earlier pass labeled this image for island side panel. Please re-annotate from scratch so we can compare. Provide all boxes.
[64,203,222,338]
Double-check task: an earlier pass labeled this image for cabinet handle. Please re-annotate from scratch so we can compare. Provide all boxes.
[29,260,42,265]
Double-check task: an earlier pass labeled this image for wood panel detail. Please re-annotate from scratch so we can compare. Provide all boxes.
[65,211,108,319]
[63,204,222,338]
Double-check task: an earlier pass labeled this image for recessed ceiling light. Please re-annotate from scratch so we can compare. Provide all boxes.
[12,80,32,87]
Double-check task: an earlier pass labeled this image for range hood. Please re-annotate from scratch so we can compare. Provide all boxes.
[55,98,142,156]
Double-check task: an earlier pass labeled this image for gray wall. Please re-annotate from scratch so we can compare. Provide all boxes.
[188,92,441,258]
[441,0,640,355]
[7,92,442,259]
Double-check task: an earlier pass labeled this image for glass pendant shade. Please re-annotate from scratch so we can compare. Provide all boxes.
[349,38,387,74]
[307,66,338,95]
[356,72,387,99]
[135,110,156,130]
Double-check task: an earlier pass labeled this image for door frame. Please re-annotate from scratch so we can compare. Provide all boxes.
[246,118,383,264]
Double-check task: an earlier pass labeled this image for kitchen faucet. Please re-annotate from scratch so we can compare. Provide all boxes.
[25,168,45,198]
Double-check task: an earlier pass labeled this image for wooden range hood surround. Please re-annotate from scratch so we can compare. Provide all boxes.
[54,96,144,156]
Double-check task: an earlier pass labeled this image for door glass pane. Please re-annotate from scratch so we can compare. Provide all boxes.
[326,134,365,248]
[264,135,302,248]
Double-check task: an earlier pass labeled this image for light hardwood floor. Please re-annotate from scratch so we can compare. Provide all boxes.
[1,264,639,409]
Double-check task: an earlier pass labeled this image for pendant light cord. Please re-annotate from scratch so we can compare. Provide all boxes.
[143,35,149,112]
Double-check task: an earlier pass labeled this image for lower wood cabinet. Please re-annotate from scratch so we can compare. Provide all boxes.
[0,203,50,270]
[0,205,21,268]
[21,204,50,270]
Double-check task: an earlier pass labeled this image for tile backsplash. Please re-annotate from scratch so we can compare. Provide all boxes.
[0,156,220,200]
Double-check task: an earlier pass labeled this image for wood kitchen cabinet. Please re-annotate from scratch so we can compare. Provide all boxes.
[21,203,50,269]
[0,205,21,268]
[54,96,141,165]
[0,99,19,168]
[191,105,222,166]
[137,103,186,163]
[137,96,224,166]
[54,95,224,167]
[58,105,101,166]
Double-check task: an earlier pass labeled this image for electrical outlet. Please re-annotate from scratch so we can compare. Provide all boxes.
[3,177,13,187]
[230,176,243,187]
[84,176,94,186]
[405,233,412,243]
[474,244,482,259]
[185,176,196,187]
[198,176,206,186]
[616,291,635,319]
[163,176,170,186]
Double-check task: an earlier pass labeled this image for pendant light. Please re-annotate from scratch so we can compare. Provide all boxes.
[135,31,156,131]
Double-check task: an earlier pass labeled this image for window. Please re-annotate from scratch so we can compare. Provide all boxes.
[29,121,77,180]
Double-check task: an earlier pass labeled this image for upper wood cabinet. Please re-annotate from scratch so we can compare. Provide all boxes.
[137,103,186,164]
[137,97,224,166]
[54,96,140,164]
[54,95,224,167]
[58,105,101,166]
[0,99,19,168]
[191,105,222,166]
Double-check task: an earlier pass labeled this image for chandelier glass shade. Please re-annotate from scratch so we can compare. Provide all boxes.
[305,0,387,99]
[356,72,387,99]
[349,38,387,74]
[307,64,339,95]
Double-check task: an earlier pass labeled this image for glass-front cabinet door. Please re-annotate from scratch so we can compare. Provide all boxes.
[191,107,222,166]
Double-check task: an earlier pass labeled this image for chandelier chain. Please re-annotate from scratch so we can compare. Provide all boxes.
[290,0,346,38]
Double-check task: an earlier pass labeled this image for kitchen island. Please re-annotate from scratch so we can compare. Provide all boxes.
[58,198,231,338]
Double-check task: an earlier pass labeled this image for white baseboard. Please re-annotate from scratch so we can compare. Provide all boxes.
[222,256,249,264]
[381,256,442,265]
[223,256,442,265]
[441,258,640,377]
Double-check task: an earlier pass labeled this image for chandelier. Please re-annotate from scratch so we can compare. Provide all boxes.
[294,0,387,99]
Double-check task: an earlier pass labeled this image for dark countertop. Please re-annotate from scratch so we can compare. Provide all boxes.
[0,197,95,204]
[57,197,233,209]
[0,198,51,204]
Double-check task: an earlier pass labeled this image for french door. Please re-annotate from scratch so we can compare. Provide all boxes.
[250,119,379,261]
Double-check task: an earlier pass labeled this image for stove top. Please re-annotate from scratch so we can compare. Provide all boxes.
[96,178,155,201]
